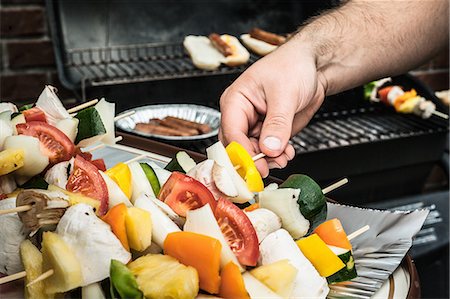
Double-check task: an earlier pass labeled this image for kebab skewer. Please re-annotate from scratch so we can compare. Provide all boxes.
[365,77,449,119]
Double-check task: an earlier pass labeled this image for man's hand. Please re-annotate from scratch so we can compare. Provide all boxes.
[219,40,327,177]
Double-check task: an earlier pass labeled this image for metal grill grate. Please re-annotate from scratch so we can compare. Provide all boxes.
[65,42,259,86]
[291,108,448,153]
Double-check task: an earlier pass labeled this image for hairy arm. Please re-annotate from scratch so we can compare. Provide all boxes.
[294,0,449,95]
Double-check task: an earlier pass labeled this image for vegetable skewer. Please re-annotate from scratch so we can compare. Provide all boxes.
[114,110,136,121]
[347,225,370,241]
[67,99,99,114]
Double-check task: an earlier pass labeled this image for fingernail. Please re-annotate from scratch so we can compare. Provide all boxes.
[268,162,281,169]
[263,136,281,151]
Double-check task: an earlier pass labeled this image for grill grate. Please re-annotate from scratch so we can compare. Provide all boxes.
[65,42,259,86]
[291,107,448,153]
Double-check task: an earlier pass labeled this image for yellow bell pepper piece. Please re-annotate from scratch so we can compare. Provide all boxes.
[393,89,417,111]
[105,162,132,199]
[398,96,421,113]
[226,142,264,192]
[296,234,345,277]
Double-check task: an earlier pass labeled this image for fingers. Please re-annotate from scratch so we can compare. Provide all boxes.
[219,87,258,146]
[258,95,296,158]
[266,144,296,169]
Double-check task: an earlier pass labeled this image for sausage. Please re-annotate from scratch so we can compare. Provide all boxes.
[249,28,286,46]
[164,116,212,134]
[151,118,200,136]
[209,33,233,56]
[135,122,191,136]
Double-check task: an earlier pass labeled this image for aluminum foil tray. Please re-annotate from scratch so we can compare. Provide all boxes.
[115,104,220,141]
[91,144,427,299]
[326,202,428,299]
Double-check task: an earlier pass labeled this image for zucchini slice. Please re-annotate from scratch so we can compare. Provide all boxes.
[326,245,357,283]
[74,107,106,145]
[280,174,327,231]
[140,163,161,196]
[164,151,196,173]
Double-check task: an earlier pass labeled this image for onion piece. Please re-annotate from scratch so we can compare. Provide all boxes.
[3,135,49,178]
[35,85,70,126]
[0,102,18,114]
[99,171,132,209]
[56,118,79,143]
[128,161,155,203]
[94,98,116,145]
[206,141,254,203]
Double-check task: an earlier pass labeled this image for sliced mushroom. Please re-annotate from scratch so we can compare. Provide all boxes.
[16,189,69,233]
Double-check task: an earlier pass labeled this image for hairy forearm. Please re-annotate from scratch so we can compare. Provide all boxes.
[293,0,449,95]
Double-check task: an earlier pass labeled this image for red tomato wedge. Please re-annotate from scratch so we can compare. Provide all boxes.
[377,86,393,105]
[16,121,75,164]
[23,107,47,123]
[75,148,93,161]
[90,159,106,172]
[214,198,259,266]
[159,172,217,217]
[66,155,109,215]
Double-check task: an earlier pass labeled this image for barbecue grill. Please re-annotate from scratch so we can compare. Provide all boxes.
[46,0,449,204]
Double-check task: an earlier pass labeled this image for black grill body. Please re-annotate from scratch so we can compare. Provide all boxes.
[46,0,448,203]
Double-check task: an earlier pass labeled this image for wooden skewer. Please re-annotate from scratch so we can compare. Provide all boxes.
[348,225,370,241]
[234,153,266,170]
[0,204,31,216]
[0,271,26,285]
[26,269,54,287]
[322,178,349,195]
[124,154,147,165]
[114,110,136,121]
[83,136,123,152]
[432,110,449,119]
[67,99,99,114]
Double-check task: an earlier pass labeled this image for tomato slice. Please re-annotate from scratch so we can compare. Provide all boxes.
[90,159,106,172]
[75,147,93,161]
[16,121,75,164]
[23,107,47,123]
[214,198,259,266]
[159,172,217,217]
[66,155,109,215]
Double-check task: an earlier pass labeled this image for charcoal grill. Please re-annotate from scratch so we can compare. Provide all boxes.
[46,0,448,203]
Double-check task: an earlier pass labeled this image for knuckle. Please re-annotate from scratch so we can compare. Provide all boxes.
[266,113,290,128]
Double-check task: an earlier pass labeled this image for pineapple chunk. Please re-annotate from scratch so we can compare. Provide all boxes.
[250,259,298,298]
[0,148,24,176]
[125,207,152,252]
[47,184,100,214]
[20,240,52,299]
[128,254,199,299]
[41,231,83,294]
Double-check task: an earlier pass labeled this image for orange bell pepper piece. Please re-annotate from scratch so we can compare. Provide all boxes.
[101,203,129,251]
[164,231,222,294]
[243,203,259,212]
[313,218,352,251]
[219,262,250,299]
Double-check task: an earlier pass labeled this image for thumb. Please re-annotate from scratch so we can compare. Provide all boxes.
[259,102,295,157]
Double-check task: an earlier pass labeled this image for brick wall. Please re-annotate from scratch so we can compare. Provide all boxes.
[0,0,73,106]
[0,1,449,106]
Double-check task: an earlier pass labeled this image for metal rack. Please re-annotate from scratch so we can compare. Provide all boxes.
[293,107,448,153]
[65,42,259,87]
